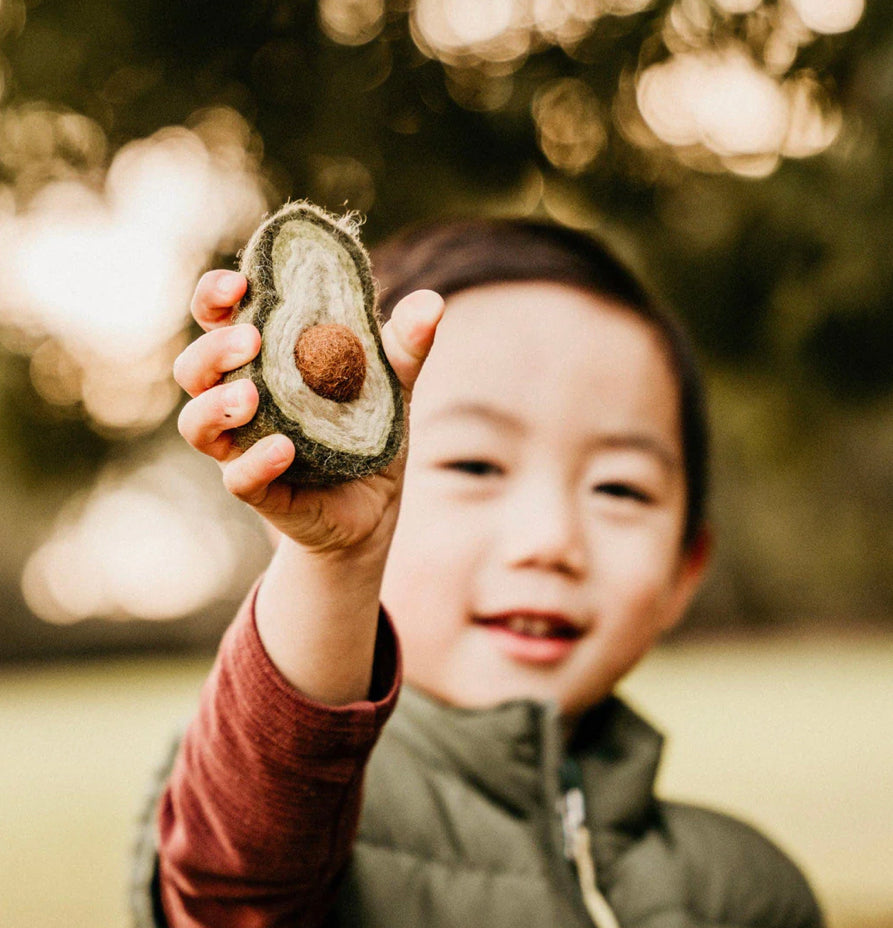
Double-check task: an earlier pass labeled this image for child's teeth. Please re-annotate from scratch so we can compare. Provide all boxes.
[505,616,552,637]
[529,618,551,637]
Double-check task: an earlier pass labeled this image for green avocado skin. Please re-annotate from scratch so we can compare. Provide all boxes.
[223,202,405,486]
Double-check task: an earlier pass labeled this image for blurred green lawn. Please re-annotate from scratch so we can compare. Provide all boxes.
[2,631,891,928]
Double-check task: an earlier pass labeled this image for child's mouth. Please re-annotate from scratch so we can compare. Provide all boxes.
[475,612,582,664]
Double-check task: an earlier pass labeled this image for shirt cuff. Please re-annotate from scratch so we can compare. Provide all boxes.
[206,579,402,770]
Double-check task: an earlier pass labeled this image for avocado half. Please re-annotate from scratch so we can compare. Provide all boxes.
[224,201,404,485]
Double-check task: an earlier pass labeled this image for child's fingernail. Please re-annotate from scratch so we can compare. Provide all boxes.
[218,273,242,297]
[230,326,256,355]
[223,382,243,412]
[413,290,444,323]
[267,438,290,466]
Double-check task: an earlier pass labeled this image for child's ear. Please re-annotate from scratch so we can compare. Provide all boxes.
[660,525,712,634]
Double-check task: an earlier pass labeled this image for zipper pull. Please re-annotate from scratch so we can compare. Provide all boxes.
[560,785,586,859]
[557,759,622,928]
[558,758,586,860]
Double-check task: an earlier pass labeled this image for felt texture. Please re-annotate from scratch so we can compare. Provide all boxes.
[295,323,367,403]
[224,201,404,485]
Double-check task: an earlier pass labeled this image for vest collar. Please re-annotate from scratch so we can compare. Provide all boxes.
[391,686,664,840]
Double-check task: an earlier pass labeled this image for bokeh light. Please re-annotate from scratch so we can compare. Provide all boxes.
[533,77,606,174]
[629,0,857,176]
[0,106,268,434]
[713,0,761,13]
[791,0,864,35]
[21,443,268,624]
[782,70,842,158]
[407,0,860,174]
[398,0,862,173]
[0,104,107,205]
[411,0,529,68]
[638,46,790,157]
[408,0,653,71]
[0,103,271,624]
[318,0,386,46]
[309,154,377,212]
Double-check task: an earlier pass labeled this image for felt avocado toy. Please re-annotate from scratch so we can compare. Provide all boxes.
[224,201,404,485]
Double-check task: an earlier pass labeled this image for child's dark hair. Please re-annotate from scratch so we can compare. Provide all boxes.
[371,218,709,550]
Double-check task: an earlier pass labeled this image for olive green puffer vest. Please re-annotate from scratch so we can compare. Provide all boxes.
[134,689,823,928]
[331,689,822,928]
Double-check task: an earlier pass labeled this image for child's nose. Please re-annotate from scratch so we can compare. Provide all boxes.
[500,481,587,577]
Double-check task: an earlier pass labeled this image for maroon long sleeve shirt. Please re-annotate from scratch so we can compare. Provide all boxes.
[157,584,401,928]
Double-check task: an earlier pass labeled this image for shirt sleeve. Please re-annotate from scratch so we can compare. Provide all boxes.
[156,581,401,928]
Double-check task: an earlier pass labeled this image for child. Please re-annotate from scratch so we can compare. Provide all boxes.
[133,219,823,928]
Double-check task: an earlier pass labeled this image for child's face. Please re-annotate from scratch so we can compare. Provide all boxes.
[381,281,707,718]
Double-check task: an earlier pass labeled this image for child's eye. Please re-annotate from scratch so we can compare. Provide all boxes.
[594,482,652,503]
[443,460,503,477]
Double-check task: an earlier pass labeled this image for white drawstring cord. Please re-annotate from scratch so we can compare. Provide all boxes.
[570,820,622,928]
[559,783,622,928]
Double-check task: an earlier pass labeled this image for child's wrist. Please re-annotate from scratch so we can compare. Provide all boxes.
[274,532,389,597]
[256,534,387,702]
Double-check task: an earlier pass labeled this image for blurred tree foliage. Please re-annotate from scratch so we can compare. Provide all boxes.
[0,0,890,634]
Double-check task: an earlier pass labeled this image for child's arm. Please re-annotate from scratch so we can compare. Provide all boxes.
[173,269,443,704]
[152,270,443,928]
[155,582,400,928]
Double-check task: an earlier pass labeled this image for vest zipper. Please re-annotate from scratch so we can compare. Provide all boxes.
[558,759,622,928]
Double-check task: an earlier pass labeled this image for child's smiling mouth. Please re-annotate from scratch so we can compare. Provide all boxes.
[474,612,583,664]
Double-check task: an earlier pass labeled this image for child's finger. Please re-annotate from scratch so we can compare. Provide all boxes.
[221,434,295,506]
[173,324,261,398]
[191,270,248,331]
[177,379,259,462]
[380,289,444,398]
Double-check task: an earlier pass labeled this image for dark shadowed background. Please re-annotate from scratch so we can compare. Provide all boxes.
[0,2,890,926]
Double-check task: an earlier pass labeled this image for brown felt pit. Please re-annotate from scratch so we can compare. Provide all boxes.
[294,323,367,403]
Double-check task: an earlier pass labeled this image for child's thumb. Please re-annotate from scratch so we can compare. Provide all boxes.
[380,289,445,399]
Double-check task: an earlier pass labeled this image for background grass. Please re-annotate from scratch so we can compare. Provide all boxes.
[2,630,891,928]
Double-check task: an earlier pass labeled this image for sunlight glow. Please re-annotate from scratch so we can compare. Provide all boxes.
[21,444,268,624]
[634,39,844,174]
[0,106,268,433]
[0,101,271,625]
[790,0,864,35]
[411,0,528,66]
[318,0,386,46]
[782,71,842,157]
[713,0,761,12]
[402,0,859,175]
[533,78,606,174]
[309,154,377,211]
[409,0,655,70]
[441,0,516,46]
[638,47,788,157]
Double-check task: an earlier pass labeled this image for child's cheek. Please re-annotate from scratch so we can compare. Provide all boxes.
[383,490,473,614]
[597,525,668,583]
[597,534,682,629]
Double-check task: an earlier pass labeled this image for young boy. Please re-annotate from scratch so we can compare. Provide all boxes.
[133,219,823,928]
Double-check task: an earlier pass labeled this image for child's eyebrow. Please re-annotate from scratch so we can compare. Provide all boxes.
[420,402,525,432]
[589,434,681,472]
[421,403,680,469]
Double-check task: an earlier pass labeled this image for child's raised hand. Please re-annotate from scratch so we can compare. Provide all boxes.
[174,268,444,554]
